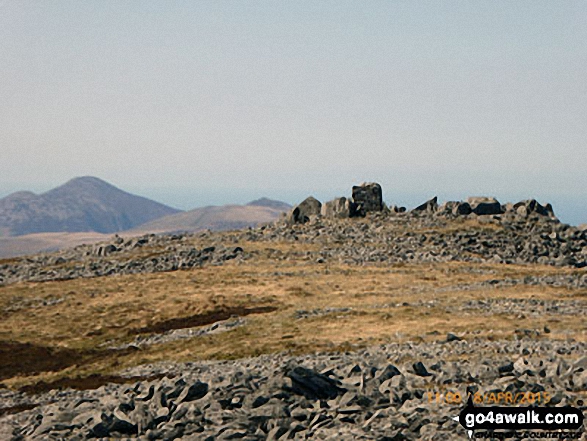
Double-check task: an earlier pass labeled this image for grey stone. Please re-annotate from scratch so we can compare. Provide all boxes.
[178,381,209,402]
[285,366,346,400]
[412,362,432,377]
[452,202,472,216]
[288,197,322,224]
[4,339,587,441]
[321,197,351,219]
[513,199,556,219]
[446,333,462,342]
[467,197,503,215]
[377,364,402,382]
[351,182,383,214]
[389,205,406,214]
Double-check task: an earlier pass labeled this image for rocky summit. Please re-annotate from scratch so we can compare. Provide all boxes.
[0,183,585,441]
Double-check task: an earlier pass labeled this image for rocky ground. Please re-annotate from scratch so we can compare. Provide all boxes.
[0,204,585,440]
[1,209,586,287]
[1,339,585,440]
[0,233,245,286]
[245,211,587,269]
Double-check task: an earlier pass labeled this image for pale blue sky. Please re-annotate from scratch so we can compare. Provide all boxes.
[1,1,586,224]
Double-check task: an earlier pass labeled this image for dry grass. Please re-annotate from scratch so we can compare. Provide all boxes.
[0,238,585,391]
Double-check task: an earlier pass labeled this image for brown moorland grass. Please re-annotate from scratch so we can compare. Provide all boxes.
[0,238,585,391]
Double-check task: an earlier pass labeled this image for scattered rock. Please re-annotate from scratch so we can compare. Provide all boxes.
[3,340,584,440]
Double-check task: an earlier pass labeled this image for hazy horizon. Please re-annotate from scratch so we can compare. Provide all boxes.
[0,175,585,226]
[1,2,586,224]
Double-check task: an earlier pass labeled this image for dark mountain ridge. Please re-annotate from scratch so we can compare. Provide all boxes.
[0,177,181,236]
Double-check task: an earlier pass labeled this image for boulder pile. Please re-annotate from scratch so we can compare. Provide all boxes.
[248,184,587,269]
[287,182,384,224]
[288,183,558,224]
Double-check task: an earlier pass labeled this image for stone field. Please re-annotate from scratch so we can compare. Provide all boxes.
[0,185,585,440]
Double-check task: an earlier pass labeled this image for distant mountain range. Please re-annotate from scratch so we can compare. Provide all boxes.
[0,177,181,237]
[0,177,291,257]
[130,196,292,235]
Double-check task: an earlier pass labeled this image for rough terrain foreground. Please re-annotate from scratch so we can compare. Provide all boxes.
[0,209,585,440]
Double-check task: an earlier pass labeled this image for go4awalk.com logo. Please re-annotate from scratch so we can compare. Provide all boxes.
[453,398,584,439]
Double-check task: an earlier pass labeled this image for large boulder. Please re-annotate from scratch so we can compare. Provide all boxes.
[321,197,352,219]
[467,197,503,215]
[285,366,346,400]
[288,197,322,224]
[438,201,472,216]
[351,183,383,216]
[453,202,473,215]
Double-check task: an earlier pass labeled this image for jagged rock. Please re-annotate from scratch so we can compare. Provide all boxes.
[436,201,456,216]
[3,340,587,440]
[513,199,556,219]
[93,244,118,256]
[377,364,402,382]
[412,197,438,213]
[285,366,346,400]
[288,197,322,224]
[467,197,503,215]
[412,362,432,377]
[351,183,383,215]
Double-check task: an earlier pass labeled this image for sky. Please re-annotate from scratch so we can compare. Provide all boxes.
[1,1,586,224]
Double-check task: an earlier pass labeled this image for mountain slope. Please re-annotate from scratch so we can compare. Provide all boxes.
[0,177,181,236]
[247,197,292,211]
[130,202,289,234]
